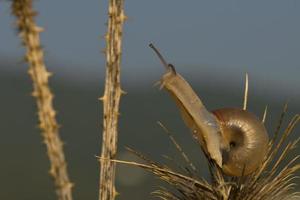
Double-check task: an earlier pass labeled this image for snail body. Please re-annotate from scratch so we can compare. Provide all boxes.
[150,43,269,177]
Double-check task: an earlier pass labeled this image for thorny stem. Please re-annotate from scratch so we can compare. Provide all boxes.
[99,0,126,199]
[11,1,73,200]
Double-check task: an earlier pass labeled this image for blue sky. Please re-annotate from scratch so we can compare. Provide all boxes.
[1,0,299,98]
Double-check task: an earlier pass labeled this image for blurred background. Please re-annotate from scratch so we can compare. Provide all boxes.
[0,0,300,199]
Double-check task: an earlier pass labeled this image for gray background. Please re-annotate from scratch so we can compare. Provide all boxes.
[0,0,299,199]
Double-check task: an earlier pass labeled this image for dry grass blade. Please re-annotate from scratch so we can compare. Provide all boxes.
[104,105,300,200]
[270,103,289,146]
[243,73,249,110]
[262,105,268,123]
[157,121,197,172]
[98,157,216,199]
[266,114,300,170]
[11,1,73,199]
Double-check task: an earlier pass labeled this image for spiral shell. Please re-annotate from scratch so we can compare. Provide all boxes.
[212,108,269,176]
[149,43,269,177]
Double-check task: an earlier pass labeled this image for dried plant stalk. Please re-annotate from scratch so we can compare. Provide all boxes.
[11,1,73,200]
[100,108,300,200]
[99,0,126,199]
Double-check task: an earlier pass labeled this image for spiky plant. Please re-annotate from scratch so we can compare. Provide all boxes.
[106,106,299,200]
[123,45,300,200]
[102,99,299,200]
[99,0,126,199]
[11,1,73,200]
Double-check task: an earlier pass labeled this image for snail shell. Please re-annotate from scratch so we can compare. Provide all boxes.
[149,43,269,176]
[212,108,269,176]
[159,70,269,176]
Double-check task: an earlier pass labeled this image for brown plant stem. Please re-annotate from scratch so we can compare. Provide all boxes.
[99,0,126,199]
[11,1,73,200]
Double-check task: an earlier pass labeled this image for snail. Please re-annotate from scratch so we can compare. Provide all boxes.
[149,43,269,176]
